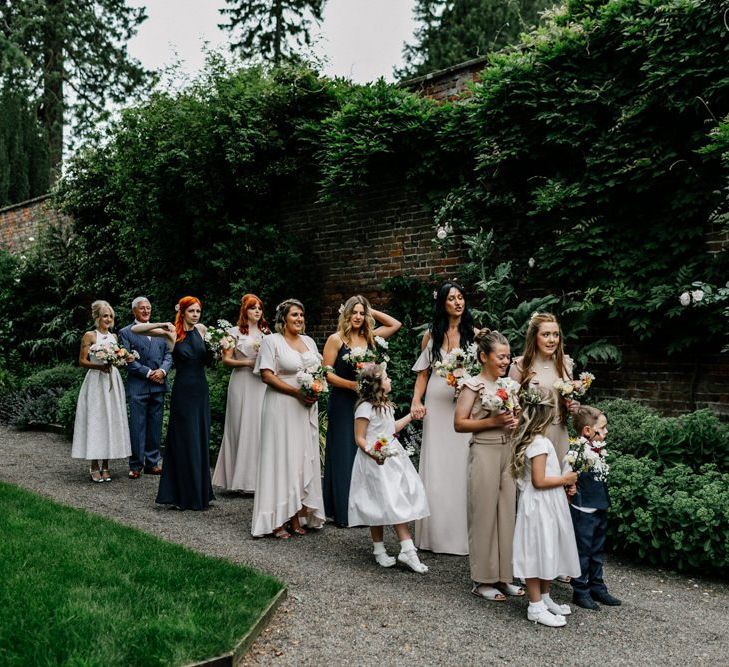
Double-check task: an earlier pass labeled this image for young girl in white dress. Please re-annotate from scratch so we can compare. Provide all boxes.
[72,300,133,482]
[511,386,581,627]
[350,363,430,573]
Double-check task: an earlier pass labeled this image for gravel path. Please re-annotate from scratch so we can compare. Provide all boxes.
[2,426,726,666]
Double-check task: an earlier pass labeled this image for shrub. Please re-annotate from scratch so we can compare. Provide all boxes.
[22,365,85,394]
[598,399,729,472]
[206,365,231,463]
[596,398,659,456]
[57,386,81,438]
[608,455,729,571]
[0,388,65,429]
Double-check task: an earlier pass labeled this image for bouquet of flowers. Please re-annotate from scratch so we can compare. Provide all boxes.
[204,320,236,359]
[564,436,610,482]
[343,335,391,369]
[368,433,400,462]
[433,343,480,397]
[89,341,139,368]
[297,351,330,399]
[89,341,139,391]
[480,377,521,413]
[554,371,596,399]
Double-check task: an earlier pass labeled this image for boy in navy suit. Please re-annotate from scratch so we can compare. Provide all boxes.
[566,406,622,610]
[119,297,173,479]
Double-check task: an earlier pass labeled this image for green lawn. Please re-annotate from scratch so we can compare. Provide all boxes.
[0,482,283,666]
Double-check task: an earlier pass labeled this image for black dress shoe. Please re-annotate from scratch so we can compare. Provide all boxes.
[591,590,622,606]
[573,594,600,610]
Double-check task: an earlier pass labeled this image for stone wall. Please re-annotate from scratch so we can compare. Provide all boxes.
[0,195,71,252]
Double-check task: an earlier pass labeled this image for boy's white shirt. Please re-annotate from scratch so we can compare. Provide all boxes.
[561,437,598,514]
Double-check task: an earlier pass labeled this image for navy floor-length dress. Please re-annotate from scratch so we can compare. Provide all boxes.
[156,327,215,510]
[323,343,360,526]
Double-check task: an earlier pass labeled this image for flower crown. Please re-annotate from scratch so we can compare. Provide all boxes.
[519,386,552,408]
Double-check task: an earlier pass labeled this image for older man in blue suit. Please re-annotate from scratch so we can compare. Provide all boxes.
[119,296,173,479]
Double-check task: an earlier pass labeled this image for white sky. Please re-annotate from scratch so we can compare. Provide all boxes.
[127,0,417,83]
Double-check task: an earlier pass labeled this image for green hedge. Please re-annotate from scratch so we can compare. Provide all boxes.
[598,399,729,472]
[608,456,729,571]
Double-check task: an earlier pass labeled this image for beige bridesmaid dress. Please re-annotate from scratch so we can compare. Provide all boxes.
[412,341,471,555]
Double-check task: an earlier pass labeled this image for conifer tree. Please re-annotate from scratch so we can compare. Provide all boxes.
[398,0,554,79]
[0,0,153,181]
[220,0,326,66]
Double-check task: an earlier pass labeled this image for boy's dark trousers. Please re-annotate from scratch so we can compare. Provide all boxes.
[570,506,608,596]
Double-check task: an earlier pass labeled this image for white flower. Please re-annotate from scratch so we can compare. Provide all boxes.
[19,255,26,261]
[690,289,705,303]
[27,236,35,242]
[14,278,20,283]
[338,303,344,314]
[374,335,388,349]
[217,319,233,329]
[528,257,535,268]
[679,291,691,306]
[432,290,438,300]
[436,226,448,240]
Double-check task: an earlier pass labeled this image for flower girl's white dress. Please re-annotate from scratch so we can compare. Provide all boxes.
[71,330,132,461]
[512,435,580,580]
[348,402,430,526]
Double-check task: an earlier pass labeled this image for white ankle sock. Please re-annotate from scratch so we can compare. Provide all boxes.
[528,601,547,614]
[399,538,415,553]
[541,593,555,605]
[372,541,387,555]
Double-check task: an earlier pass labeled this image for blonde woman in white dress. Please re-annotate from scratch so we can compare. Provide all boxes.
[212,294,270,493]
[410,282,477,555]
[251,299,325,538]
[71,300,132,482]
[511,387,580,627]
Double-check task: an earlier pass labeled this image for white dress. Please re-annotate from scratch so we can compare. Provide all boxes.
[212,327,267,492]
[348,402,430,526]
[412,341,471,555]
[250,333,325,536]
[512,435,581,580]
[71,331,132,461]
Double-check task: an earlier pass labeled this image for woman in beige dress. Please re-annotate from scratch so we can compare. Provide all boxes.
[509,312,579,463]
[212,294,270,493]
[410,282,476,555]
[455,329,524,601]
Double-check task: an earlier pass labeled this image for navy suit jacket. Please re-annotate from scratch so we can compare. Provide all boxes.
[118,323,173,397]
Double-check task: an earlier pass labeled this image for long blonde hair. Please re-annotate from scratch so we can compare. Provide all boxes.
[355,363,392,413]
[337,295,375,348]
[510,386,557,480]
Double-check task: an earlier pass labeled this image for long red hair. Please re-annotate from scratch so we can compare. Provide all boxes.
[236,294,270,335]
[175,296,202,343]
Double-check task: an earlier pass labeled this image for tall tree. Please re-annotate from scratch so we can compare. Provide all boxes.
[0,88,50,206]
[0,0,154,182]
[397,0,555,79]
[219,0,326,66]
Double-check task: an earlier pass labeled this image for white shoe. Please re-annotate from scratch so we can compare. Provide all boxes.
[397,549,428,573]
[527,609,567,627]
[544,598,572,616]
[374,552,396,568]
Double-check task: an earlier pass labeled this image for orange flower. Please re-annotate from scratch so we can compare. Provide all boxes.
[496,388,509,402]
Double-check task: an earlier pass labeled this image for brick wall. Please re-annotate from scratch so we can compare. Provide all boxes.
[277,184,462,342]
[591,351,729,418]
[399,56,489,101]
[0,195,71,252]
